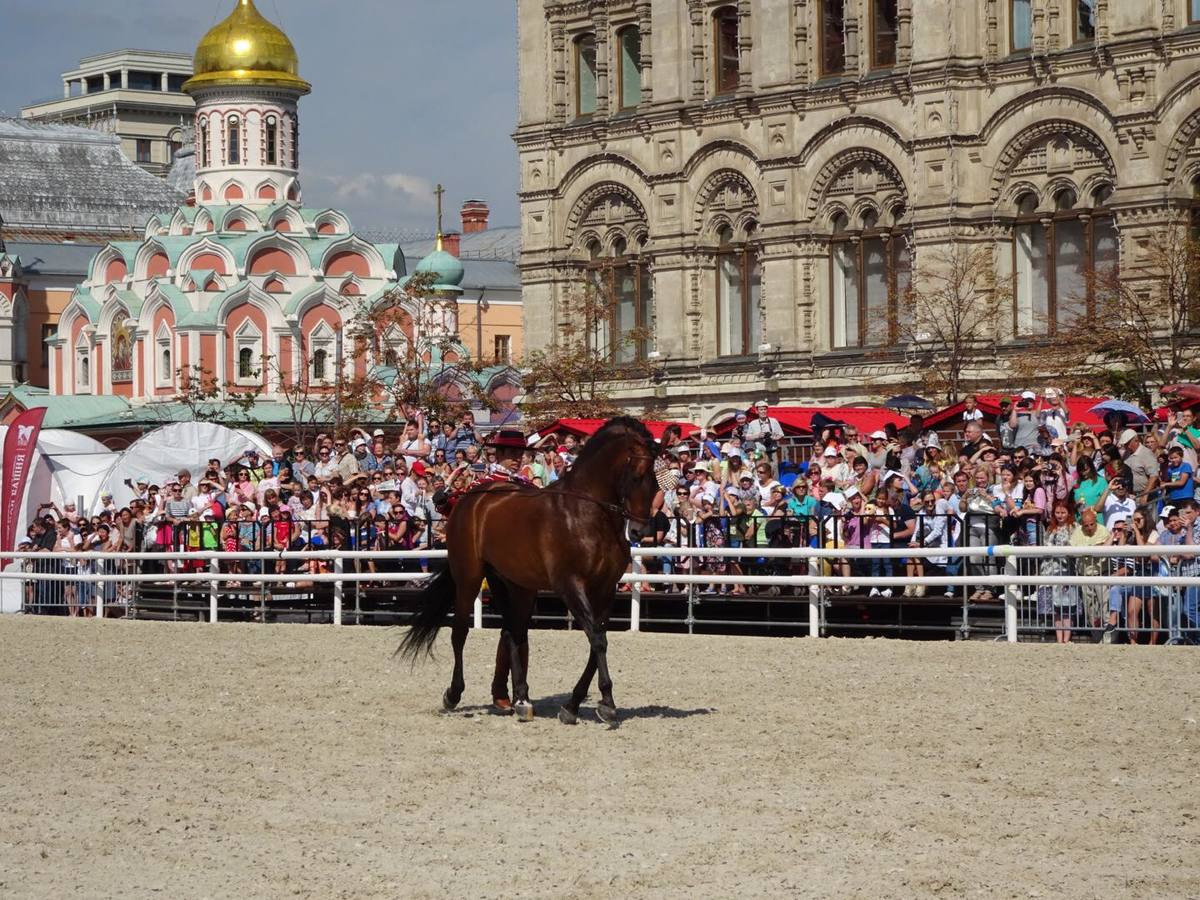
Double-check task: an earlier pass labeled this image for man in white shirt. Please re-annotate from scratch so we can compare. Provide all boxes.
[1101,478,1137,526]
[744,401,784,457]
[1037,388,1070,440]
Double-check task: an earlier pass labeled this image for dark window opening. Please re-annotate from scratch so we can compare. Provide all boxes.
[714,7,740,95]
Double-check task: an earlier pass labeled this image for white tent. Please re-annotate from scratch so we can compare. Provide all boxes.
[103,422,272,508]
[0,426,117,536]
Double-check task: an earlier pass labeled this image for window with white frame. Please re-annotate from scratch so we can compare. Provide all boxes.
[265,115,278,166]
[74,334,90,392]
[308,323,335,383]
[155,324,172,388]
[227,115,240,165]
[233,321,262,384]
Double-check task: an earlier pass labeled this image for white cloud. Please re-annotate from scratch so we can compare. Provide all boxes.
[315,171,434,207]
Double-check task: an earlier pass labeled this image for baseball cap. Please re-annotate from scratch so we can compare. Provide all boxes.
[1160,505,1178,520]
[822,446,839,457]
[1020,390,1036,400]
[844,486,861,499]
[870,430,887,440]
[373,429,385,438]
[755,400,769,409]
[1118,428,1138,447]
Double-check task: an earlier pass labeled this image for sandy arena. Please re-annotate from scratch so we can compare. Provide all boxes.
[0,618,1197,899]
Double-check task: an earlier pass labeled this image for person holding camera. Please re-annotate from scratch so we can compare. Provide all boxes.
[744,400,784,463]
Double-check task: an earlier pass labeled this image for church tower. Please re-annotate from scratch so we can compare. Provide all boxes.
[183,0,311,206]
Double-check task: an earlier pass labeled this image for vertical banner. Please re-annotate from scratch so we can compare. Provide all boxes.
[1,407,47,563]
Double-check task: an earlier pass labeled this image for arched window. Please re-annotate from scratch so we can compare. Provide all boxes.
[234,320,262,385]
[717,225,762,357]
[820,0,847,75]
[1012,0,1033,52]
[575,34,598,117]
[1013,187,1117,335]
[309,324,335,384]
[156,325,172,388]
[1076,0,1097,43]
[227,116,240,165]
[199,119,210,168]
[74,335,90,392]
[383,348,399,368]
[830,210,910,348]
[713,7,739,95]
[238,347,254,380]
[871,0,899,68]
[617,26,642,110]
[585,238,654,363]
[265,115,278,166]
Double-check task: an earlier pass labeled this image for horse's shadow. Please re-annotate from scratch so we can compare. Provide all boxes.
[448,694,714,725]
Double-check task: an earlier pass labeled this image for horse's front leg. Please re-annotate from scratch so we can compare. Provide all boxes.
[590,625,617,725]
[557,648,597,725]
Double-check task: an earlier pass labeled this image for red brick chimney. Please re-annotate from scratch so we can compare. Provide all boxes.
[461,199,490,234]
[442,231,462,257]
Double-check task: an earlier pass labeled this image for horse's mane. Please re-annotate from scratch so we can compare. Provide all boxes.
[569,416,656,469]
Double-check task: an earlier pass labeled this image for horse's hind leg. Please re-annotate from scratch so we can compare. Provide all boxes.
[443,576,480,711]
[443,614,469,711]
[493,578,536,722]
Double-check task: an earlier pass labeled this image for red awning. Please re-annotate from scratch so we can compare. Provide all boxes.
[533,418,696,442]
[923,394,1109,430]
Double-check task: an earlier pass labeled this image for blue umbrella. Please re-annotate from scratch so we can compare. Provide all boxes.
[1089,399,1149,423]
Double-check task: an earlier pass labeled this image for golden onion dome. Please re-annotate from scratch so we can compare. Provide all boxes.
[183,0,311,95]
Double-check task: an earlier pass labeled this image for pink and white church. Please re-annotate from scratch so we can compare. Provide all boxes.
[46,0,496,411]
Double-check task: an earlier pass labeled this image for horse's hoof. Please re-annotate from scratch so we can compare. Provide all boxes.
[514,700,535,722]
[442,689,460,711]
[558,706,578,725]
[596,702,618,725]
[492,698,514,716]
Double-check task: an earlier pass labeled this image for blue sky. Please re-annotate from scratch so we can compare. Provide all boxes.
[0,0,519,233]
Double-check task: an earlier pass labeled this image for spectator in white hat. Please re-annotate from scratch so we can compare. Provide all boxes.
[1118,428,1159,502]
[744,401,784,461]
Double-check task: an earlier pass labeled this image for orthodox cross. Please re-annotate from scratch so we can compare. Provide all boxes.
[434,183,445,236]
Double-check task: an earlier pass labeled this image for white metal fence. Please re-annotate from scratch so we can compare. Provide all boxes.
[4,545,1199,644]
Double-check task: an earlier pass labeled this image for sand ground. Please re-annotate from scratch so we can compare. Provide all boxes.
[0,618,1197,899]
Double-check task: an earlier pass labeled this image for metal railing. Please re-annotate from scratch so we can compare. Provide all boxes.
[5,541,1199,644]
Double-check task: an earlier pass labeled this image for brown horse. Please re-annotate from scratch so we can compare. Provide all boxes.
[398,417,659,725]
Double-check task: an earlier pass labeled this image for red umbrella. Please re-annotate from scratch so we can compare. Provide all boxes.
[1162,384,1200,401]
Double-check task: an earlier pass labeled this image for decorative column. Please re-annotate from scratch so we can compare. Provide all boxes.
[594,6,610,116]
[637,1,653,104]
[551,20,567,123]
[689,0,706,101]
[897,0,913,65]
[737,0,753,92]
[793,0,810,87]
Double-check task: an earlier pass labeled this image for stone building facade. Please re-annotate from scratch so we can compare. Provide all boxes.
[515,0,1200,424]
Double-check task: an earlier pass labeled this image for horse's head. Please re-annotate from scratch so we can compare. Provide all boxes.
[618,434,659,534]
[568,417,659,535]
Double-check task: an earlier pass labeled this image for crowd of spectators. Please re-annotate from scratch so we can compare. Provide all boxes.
[639,394,1200,644]
[15,393,1200,641]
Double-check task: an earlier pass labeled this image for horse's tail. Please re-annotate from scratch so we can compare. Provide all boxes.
[395,566,456,662]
